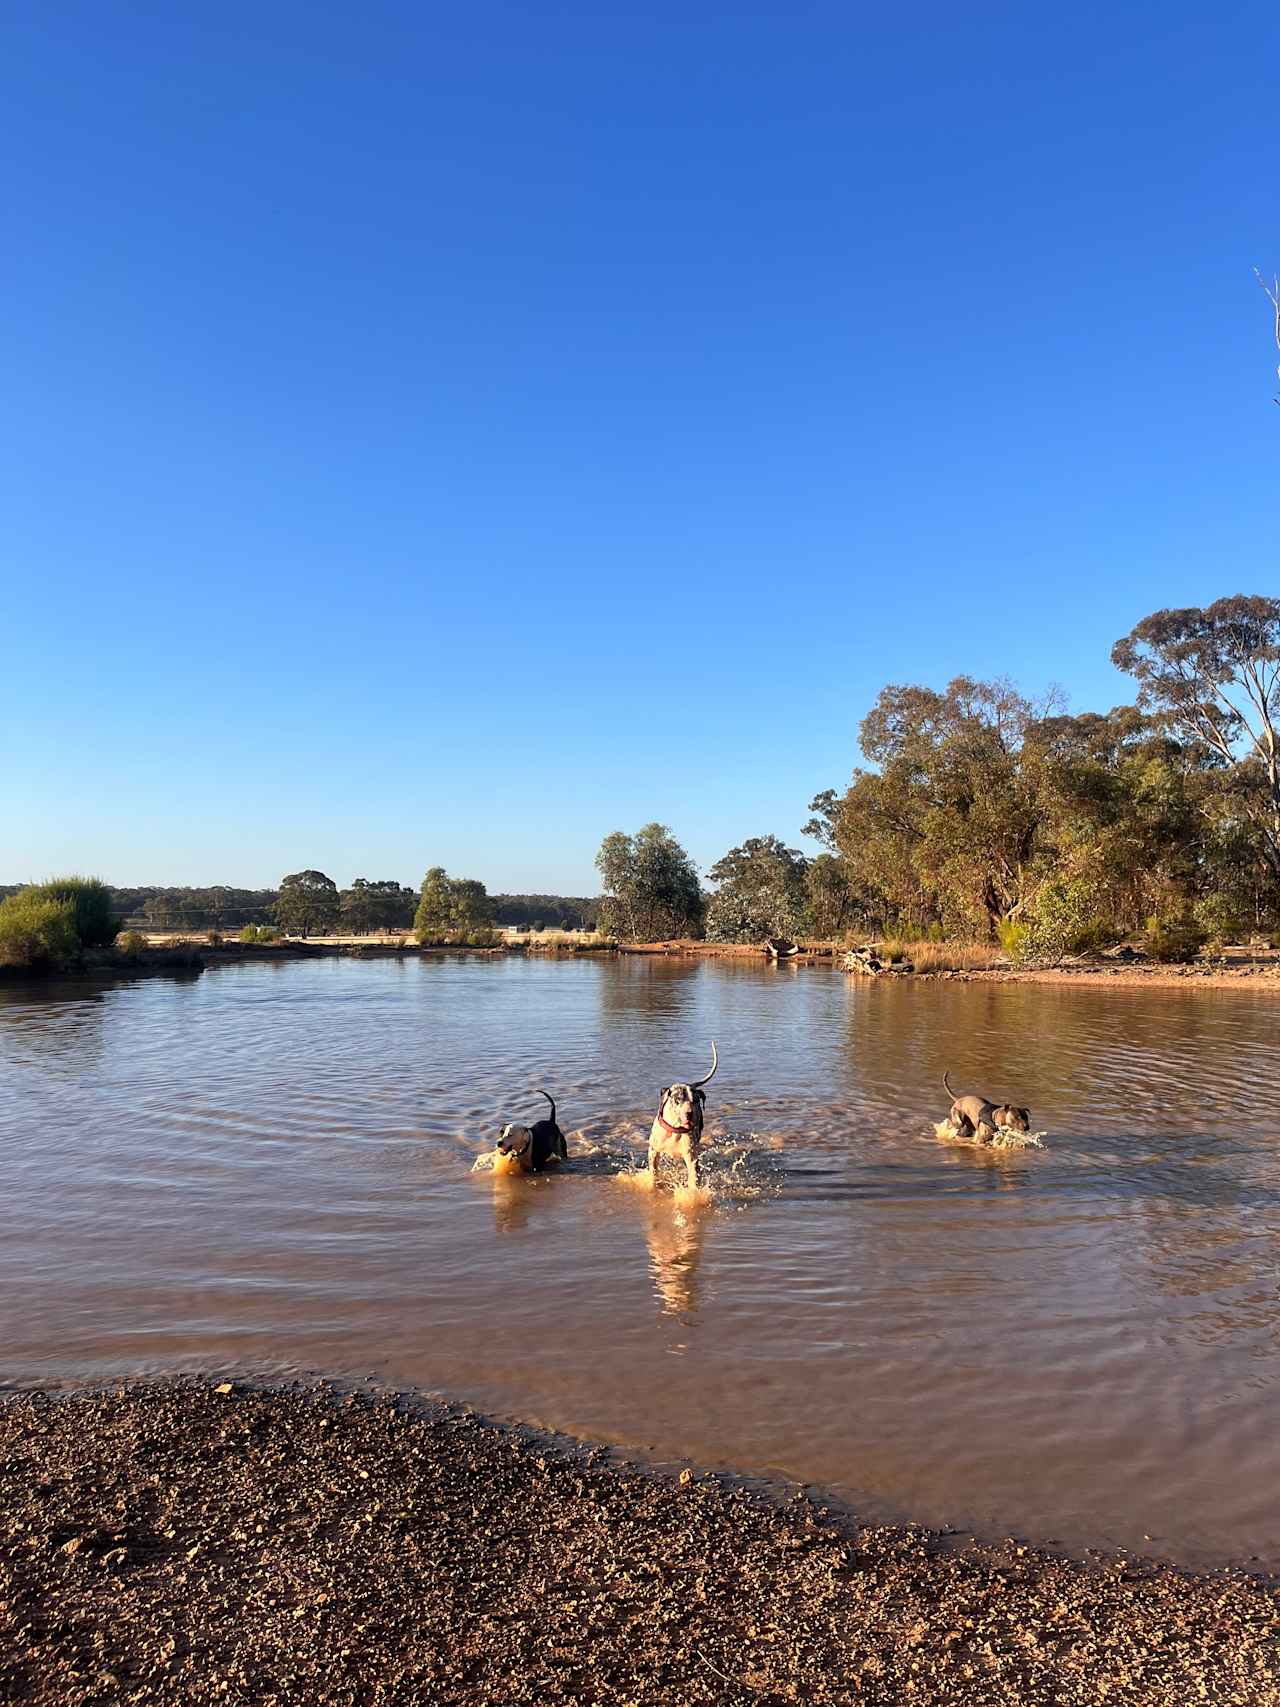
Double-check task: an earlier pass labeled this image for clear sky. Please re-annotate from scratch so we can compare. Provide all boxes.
[3,1,1276,893]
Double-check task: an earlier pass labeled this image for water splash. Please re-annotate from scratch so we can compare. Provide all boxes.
[932,1119,1046,1150]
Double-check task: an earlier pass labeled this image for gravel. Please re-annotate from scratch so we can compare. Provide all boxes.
[1,1381,1276,1705]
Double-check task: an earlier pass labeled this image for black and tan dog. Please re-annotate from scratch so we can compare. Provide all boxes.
[495,1091,568,1172]
[942,1070,1031,1141]
[647,1042,718,1190]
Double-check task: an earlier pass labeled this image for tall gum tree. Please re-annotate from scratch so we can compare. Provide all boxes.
[1111,597,1280,878]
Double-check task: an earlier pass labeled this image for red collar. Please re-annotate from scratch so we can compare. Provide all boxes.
[656,1113,692,1136]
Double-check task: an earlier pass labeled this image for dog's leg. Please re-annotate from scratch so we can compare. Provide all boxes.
[683,1143,698,1193]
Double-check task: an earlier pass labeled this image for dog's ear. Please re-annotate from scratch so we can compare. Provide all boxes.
[693,1087,706,1107]
[1019,1107,1031,1126]
[657,1086,671,1111]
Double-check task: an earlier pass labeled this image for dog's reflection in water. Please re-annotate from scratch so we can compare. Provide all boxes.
[638,1191,712,1320]
[486,1176,547,1235]
[481,1151,716,1322]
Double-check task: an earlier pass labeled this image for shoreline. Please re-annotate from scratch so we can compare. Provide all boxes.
[619,938,1280,992]
[7,935,1280,995]
[2,1379,1277,1705]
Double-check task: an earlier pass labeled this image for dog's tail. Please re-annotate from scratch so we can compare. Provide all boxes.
[692,1040,718,1088]
[943,1070,955,1098]
[537,1089,556,1124]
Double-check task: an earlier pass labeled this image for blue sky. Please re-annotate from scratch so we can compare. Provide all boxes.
[3,1,1276,893]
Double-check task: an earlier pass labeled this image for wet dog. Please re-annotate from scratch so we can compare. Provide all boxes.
[647,1043,718,1190]
[943,1071,1030,1141]
[495,1091,568,1173]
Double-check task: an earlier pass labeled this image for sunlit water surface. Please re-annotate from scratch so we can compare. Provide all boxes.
[2,955,1279,1570]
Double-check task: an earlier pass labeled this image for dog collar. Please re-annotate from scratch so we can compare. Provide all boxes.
[656,1114,691,1136]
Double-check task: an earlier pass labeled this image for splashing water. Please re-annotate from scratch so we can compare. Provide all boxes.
[932,1119,1046,1150]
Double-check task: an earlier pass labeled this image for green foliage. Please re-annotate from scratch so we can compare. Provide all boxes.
[115,929,147,959]
[491,894,602,930]
[1022,878,1113,964]
[340,878,416,934]
[595,825,704,942]
[1143,913,1208,963]
[1192,890,1246,951]
[1112,595,1280,876]
[238,924,281,943]
[0,891,80,968]
[996,917,1031,962]
[413,868,496,944]
[34,877,119,947]
[273,870,340,937]
[705,835,809,943]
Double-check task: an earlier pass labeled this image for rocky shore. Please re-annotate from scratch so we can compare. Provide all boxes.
[1,1382,1277,1705]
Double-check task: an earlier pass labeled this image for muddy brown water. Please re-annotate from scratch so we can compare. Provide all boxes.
[2,955,1278,1570]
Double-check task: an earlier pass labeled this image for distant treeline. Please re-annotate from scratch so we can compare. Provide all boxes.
[0,884,602,934]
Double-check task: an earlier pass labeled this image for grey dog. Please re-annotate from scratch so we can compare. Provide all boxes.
[495,1091,568,1172]
[943,1071,1031,1140]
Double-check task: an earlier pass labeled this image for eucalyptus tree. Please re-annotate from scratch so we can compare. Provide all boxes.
[595,824,703,942]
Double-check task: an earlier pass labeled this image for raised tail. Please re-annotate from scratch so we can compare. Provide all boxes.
[943,1070,955,1098]
[537,1089,557,1124]
[692,1040,719,1088]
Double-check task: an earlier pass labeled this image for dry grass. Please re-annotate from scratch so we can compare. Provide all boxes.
[881,938,1003,972]
[502,927,613,948]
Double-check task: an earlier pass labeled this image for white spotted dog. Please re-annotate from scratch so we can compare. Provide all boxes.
[646,1043,718,1191]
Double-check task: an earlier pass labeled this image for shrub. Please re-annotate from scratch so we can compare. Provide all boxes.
[32,877,119,948]
[1143,913,1208,964]
[1024,881,1116,963]
[0,892,80,969]
[996,917,1031,962]
[115,929,147,959]
[207,930,223,948]
[1193,892,1244,953]
[239,924,281,944]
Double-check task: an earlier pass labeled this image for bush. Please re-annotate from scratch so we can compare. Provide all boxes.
[1143,914,1208,964]
[1193,893,1244,954]
[996,917,1031,962]
[239,924,281,944]
[0,892,80,969]
[207,930,223,948]
[115,929,147,959]
[32,877,119,947]
[1024,880,1116,963]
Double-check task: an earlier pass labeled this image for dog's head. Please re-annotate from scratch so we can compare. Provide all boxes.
[993,1105,1031,1133]
[496,1123,535,1168]
[658,1082,705,1130]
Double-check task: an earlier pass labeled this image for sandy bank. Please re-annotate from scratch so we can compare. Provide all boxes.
[1,1382,1276,1705]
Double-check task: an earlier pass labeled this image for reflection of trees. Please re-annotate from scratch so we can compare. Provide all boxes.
[595,957,701,1021]
[0,972,198,1077]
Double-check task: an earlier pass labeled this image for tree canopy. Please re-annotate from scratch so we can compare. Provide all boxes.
[595,825,704,942]
[273,871,340,937]
[413,868,496,942]
[704,836,809,942]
